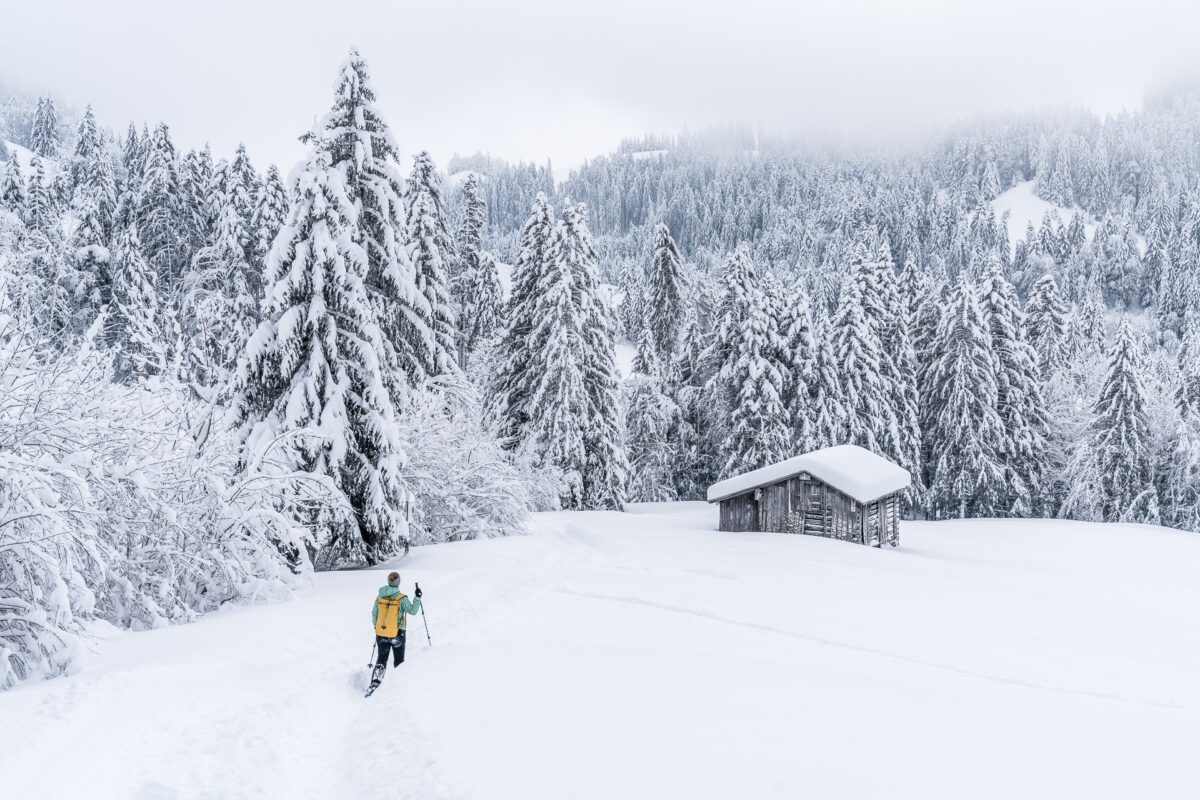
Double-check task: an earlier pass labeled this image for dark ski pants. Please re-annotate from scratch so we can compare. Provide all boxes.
[371,631,406,685]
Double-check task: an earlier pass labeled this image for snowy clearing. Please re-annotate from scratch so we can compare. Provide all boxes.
[992,180,1095,254]
[2,503,1195,799]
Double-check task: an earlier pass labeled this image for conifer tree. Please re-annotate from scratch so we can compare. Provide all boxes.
[70,105,102,189]
[72,134,117,243]
[30,96,60,158]
[311,50,430,400]
[23,156,56,235]
[831,267,895,456]
[624,372,680,502]
[646,222,686,361]
[807,316,845,451]
[493,194,555,446]
[1,154,26,216]
[978,260,1049,514]
[925,275,1006,517]
[230,148,409,565]
[523,254,591,508]
[553,202,627,509]
[872,245,921,479]
[121,122,142,184]
[180,196,257,397]
[454,172,486,309]
[632,323,659,377]
[1025,274,1070,373]
[1081,320,1153,522]
[616,258,645,339]
[1165,318,1200,530]
[407,188,458,378]
[459,250,503,364]
[178,146,214,252]
[723,291,791,476]
[776,279,816,450]
[250,164,289,271]
[70,140,118,322]
[135,123,185,286]
[109,223,165,382]
[711,246,758,385]
[228,143,258,237]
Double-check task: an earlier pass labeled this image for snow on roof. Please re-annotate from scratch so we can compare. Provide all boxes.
[706,445,911,504]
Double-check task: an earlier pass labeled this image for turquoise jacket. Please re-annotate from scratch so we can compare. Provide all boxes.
[371,585,421,631]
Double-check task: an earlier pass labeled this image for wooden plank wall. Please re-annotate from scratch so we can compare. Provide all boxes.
[718,477,902,547]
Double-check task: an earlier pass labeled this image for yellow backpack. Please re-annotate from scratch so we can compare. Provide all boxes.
[375,593,406,637]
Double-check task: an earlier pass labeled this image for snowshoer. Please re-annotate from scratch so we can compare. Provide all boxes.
[368,572,422,693]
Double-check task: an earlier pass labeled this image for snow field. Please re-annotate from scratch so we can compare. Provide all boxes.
[2,503,1197,799]
[992,180,1096,255]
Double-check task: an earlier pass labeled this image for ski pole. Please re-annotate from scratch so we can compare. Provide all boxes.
[417,582,432,647]
[367,639,377,668]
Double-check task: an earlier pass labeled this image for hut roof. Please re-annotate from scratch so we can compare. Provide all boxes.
[706,445,911,504]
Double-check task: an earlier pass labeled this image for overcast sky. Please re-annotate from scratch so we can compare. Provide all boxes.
[3,1,1199,176]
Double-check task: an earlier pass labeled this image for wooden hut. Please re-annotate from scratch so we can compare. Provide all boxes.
[706,445,910,547]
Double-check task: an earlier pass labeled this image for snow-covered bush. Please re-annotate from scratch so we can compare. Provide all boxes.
[396,378,532,544]
[0,274,322,689]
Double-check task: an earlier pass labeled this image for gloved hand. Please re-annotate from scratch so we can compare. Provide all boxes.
[414,584,423,598]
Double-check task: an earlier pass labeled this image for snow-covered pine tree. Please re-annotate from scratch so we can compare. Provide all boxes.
[70,105,102,190]
[135,123,185,287]
[492,193,555,446]
[30,96,60,158]
[553,202,628,509]
[712,246,758,384]
[121,122,142,184]
[230,147,409,566]
[667,298,718,499]
[1069,319,1154,522]
[524,252,590,508]
[616,258,645,339]
[453,172,486,309]
[632,322,659,376]
[872,244,921,481]
[70,138,118,325]
[308,50,427,402]
[646,222,686,362]
[722,287,791,476]
[181,195,259,397]
[924,275,1006,517]
[623,370,680,502]
[776,278,816,450]
[72,133,117,243]
[0,154,25,215]
[23,156,57,236]
[250,164,289,272]
[109,223,165,382]
[458,249,503,367]
[806,316,845,451]
[1025,274,1070,374]
[406,152,459,379]
[228,142,258,238]
[179,146,215,253]
[1165,317,1200,530]
[978,259,1049,515]
[407,188,458,379]
[831,258,896,457]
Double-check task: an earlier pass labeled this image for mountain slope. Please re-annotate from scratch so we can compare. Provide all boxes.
[2,504,1195,799]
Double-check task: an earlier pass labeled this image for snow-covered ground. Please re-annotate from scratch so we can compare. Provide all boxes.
[2,504,1196,799]
[992,180,1096,255]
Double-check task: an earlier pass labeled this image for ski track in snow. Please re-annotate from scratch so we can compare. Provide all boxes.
[2,504,1197,799]
[553,588,1179,710]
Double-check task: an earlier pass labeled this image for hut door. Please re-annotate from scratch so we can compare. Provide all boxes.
[864,501,882,547]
